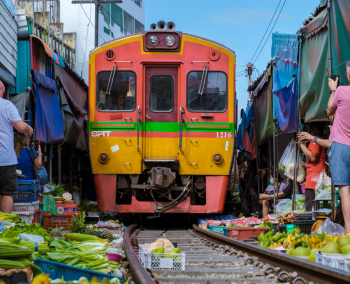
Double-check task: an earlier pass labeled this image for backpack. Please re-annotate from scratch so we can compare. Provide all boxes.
[29,147,48,185]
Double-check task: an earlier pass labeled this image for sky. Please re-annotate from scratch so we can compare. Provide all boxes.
[144,0,320,114]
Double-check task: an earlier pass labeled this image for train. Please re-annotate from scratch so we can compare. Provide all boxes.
[88,21,236,217]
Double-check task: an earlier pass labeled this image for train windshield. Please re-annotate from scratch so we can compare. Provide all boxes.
[96,71,136,111]
[187,71,227,112]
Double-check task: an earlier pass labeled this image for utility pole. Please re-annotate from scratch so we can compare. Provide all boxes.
[247,63,253,100]
[72,0,122,48]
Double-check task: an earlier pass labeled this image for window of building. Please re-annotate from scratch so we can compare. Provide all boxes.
[100,3,110,24]
[135,19,144,33]
[96,71,136,112]
[104,27,110,35]
[149,75,174,112]
[123,11,134,35]
[187,71,227,112]
[111,4,123,32]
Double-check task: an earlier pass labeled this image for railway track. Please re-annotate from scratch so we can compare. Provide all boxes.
[124,224,350,284]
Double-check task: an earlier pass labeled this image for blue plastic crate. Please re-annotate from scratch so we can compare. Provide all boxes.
[13,180,40,202]
[209,225,229,236]
[34,258,125,282]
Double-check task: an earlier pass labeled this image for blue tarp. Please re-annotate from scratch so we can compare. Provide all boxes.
[32,70,64,143]
[271,33,298,63]
[273,71,298,133]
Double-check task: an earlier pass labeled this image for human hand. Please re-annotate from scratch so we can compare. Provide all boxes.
[301,161,307,168]
[329,115,334,124]
[24,125,33,137]
[298,131,314,142]
[259,194,268,200]
[37,144,42,156]
[328,77,339,91]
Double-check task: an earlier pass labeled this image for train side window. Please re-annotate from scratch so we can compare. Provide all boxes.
[149,75,174,112]
[187,71,227,112]
[96,71,136,111]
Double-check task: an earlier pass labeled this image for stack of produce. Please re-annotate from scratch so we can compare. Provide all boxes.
[0,241,42,277]
[44,183,67,197]
[0,212,20,223]
[277,211,295,224]
[0,223,50,241]
[257,219,273,233]
[36,234,120,275]
[258,231,287,248]
[69,213,115,242]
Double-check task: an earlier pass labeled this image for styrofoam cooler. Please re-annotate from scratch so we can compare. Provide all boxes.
[13,209,41,224]
[13,201,40,212]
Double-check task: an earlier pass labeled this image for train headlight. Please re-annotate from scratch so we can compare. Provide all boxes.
[165,35,176,46]
[213,153,223,164]
[149,36,159,46]
[99,153,109,163]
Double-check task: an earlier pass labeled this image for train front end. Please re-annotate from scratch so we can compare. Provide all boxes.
[89,22,236,214]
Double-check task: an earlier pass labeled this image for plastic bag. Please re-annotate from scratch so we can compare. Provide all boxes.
[43,184,55,193]
[316,218,344,236]
[278,140,294,173]
[97,221,119,228]
[315,171,332,200]
[43,195,57,216]
[18,233,44,242]
[110,238,123,249]
[295,194,305,212]
[275,199,292,214]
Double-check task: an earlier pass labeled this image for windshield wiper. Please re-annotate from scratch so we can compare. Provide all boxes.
[198,66,208,106]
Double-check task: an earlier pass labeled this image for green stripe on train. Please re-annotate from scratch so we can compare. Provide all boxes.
[89,121,236,132]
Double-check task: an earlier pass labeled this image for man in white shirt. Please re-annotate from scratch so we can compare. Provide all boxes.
[0,80,33,213]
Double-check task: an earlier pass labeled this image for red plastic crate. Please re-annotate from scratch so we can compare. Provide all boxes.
[42,213,78,230]
[227,227,266,240]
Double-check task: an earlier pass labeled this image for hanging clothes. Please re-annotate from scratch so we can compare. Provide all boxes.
[10,92,29,120]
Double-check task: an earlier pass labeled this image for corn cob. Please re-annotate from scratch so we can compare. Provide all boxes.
[0,238,20,244]
[66,233,104,242]
[0,259,25,269]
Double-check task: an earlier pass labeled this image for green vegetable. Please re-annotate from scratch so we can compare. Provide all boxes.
[1,223,50,240]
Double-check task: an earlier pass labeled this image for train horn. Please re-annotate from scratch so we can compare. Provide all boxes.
[156,21,167,31]
[150,23,157,31]
[166,22,176,31]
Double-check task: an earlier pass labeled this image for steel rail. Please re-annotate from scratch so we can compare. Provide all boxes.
[193,225,350,284]
[124,224,155,284]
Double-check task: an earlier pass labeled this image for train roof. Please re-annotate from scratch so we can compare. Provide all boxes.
[89,32,236,59]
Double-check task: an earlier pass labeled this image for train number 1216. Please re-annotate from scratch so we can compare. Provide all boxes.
[216,132,233,138]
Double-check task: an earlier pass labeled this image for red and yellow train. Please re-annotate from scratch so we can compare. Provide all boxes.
[88,21,236,215]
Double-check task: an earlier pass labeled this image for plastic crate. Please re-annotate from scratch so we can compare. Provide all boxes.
[34,258,123,282]
[209,225,228,236]
[13,201,40,212]
[227,227,266,240]
[42,213,77,230]
[144,253,185,270]
[13,209,41,224]
[316,251,350,270]
[292,220,316,234]
[13,180,40,202]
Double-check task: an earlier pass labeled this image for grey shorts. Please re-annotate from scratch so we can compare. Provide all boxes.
[0,165,18,195]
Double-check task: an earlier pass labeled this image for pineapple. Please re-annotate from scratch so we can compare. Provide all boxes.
[101,229,114,242]
[49,226,64,238]
[69,212,87,233]
[86,225,96,234]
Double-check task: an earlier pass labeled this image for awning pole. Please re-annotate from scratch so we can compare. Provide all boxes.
[272,63,277,214]
[58,144,61,184]
[327,0,336,221]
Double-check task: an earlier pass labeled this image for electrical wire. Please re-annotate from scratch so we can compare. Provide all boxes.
[253,0,287,64]
[81,3,92,77]
[250,0,282,63]
[79,3,107,43]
